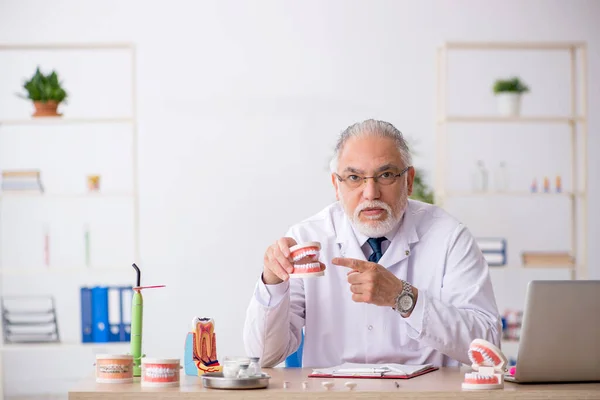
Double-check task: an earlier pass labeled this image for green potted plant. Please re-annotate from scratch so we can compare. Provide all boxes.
[410,168,434,204]
[17,66,68,117]
[493,76,529,116]
[405,138,435,204]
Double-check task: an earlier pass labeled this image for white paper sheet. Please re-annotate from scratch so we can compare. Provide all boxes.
[312,362,433,377]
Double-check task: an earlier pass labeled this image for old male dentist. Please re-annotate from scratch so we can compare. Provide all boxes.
[243,119,501,368]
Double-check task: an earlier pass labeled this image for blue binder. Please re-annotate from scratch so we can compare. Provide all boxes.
[91,286,109,342]
[81,285,133,343]
[108,287,121,342]
[119,287,132,342]
[80,287,93,343]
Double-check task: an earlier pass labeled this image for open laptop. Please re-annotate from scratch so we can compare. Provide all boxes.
[504,280,600,383]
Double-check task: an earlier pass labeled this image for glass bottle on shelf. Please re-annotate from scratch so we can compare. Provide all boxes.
[471,160,488,192]
[494,162,509,192]
[44,223,51,267]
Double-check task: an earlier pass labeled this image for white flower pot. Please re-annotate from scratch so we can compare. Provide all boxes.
[496,92,522,116]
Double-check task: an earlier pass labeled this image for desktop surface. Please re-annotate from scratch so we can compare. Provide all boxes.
[68,367,600,399]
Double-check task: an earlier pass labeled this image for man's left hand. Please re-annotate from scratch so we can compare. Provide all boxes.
[332,257,409,308]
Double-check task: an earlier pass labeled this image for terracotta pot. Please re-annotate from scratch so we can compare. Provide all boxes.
[33,100,62,117]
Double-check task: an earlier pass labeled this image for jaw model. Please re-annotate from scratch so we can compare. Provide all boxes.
[462,339,508,390]
[289,242,323,278]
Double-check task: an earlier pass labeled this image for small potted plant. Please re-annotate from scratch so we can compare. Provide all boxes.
[17,66,68,117]
[410,169,434,204]
[493,77,529,116]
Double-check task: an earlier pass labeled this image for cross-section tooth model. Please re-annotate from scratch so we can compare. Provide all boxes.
[184,317,223,376]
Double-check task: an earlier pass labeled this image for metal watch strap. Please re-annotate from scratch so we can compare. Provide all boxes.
[393,280,412,310]
[393,280,415,315]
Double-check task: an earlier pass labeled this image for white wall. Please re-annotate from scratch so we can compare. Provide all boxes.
[0,0,599,397]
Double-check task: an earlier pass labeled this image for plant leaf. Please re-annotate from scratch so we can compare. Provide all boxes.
[15,67,68,103]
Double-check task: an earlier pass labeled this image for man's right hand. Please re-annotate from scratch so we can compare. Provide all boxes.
[262,237,298,285]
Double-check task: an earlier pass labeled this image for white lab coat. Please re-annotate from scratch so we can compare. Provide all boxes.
[243,199,501,368]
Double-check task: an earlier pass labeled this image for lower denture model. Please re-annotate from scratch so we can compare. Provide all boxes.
[462,338,508,390]
[289,242,324,278]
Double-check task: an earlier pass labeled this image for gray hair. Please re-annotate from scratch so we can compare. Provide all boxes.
[329,119,412,173]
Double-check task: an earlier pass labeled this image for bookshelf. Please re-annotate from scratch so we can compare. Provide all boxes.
[0,267,128,276]
[439,191,583,198]
[438,116,582,124]
[435,41,588,361]
[0,42,139,399]
[0,341,130,352]
[0,193,135,199]
[0,117,134,126]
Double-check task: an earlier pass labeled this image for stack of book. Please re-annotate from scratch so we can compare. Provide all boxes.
[502,309,523,341]
[1,170,44,193]
[1,296,60,344]
[477,238,507,266]
[521,251,574,267]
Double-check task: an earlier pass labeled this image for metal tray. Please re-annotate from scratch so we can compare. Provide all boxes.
[201,372,271,390]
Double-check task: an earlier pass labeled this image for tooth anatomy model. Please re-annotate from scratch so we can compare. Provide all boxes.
[184,317,223,376]
[462,338,508,390]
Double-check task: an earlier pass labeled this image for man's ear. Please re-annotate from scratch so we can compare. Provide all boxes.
[331,173,340,201]
[406,167,415,196]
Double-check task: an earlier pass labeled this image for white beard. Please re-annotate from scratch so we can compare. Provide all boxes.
[339,185,409,238]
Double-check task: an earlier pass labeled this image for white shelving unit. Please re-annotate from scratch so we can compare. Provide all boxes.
[435,40,588,278]
[0,117,134,126]
[435,41,588,360]
[0,43,139,399]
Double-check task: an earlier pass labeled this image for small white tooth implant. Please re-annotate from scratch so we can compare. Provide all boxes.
[322,381,334,391]
[345,382,357,390]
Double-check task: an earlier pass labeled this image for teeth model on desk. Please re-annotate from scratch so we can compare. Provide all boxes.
[462,338,508,390]
[141,358,181,387]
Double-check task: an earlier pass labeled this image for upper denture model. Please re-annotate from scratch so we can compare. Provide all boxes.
[462,338,508,390]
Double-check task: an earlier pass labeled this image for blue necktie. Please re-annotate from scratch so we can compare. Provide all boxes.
[367,237,386,263]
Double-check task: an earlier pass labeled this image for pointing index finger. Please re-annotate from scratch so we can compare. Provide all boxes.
[332,257,369,272]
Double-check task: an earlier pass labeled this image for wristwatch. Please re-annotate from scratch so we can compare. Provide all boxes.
[393,280,416,317]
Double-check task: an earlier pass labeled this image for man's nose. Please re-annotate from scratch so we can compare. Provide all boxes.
[361,177,381,200]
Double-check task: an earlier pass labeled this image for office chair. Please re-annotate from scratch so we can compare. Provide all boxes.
[284,330,304,367]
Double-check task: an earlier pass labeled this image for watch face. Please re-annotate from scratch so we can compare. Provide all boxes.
[399,294,414,312]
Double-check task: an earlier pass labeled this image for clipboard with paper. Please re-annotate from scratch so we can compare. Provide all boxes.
[309,362,438,379]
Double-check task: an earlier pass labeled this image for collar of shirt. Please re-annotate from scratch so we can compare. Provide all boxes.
[335,201,420,269]
[350,212,404,260]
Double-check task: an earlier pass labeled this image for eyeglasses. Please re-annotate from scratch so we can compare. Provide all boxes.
[334,166,412,189]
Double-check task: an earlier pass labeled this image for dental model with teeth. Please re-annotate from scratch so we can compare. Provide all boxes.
[462,339,508,390]
[288,242,324,278]
[141,358,181,387]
